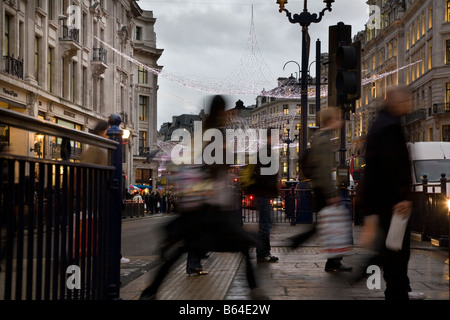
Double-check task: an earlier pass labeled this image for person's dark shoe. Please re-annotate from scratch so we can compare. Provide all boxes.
[325,263,353,272]
[257,255,279,263]
[250,287,270,300]
[139,286,157,300]
[186,266,209,276]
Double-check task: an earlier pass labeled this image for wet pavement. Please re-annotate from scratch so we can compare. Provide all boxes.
[120,222,450,301]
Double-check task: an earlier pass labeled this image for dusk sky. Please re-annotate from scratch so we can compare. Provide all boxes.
[138,0,370,127]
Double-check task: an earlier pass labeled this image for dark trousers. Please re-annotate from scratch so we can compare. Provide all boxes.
[140,206,258,299]
[256,197,272,258]
[187,251,206,270]
[382,229,411,300]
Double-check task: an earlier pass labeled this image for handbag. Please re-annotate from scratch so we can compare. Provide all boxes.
[174,165,215,211]
[385,210,409,251]
[317,204,353,258]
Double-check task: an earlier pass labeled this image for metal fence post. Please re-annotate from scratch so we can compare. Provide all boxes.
[440,173,449,248]
[422,174,428,238]
[106,114,123,300]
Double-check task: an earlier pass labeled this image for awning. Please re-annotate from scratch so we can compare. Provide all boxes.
[134,184,152,190]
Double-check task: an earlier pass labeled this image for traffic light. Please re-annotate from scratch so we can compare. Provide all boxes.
[328,22,352,108]
[336,40,361,108]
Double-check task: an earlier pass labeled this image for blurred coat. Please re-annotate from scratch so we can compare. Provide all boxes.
[358,109,412,233]
[310,130,338,201]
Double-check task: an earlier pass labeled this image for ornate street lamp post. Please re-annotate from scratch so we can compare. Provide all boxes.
[276,0,334,225]
[276,0,334,167]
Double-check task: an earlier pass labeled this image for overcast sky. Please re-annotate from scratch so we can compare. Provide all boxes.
[138,0,370,128]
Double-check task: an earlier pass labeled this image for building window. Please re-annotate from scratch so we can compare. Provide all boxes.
[138,65,148,84]
[82,67,87,107]
[136,26,142,40]
[308,104,316,115]
[136,169,152,184]
[447,0,450,22]
[62,58,66,98]
[4,14,10,56]
[446,83,450,105]
[139,131,147,155]
[82,13,87,45]
[35,37,39,82]
[72,61,77,103]
[393,39,397,57]
[443,125,450,142]
[428,7,432,29]
[412,25,415,45]
[421,50,425,74]
[48,0,54,20]
[416,57,420,78]
[428,127,433,142]
[406,31,410,51]
[296,104,301,115]
[421,13,425,35]
[446,40,450,65]
[428,45,432,69]
[283,105,289,115]
[48,47,53,92]
[416,19,420,40]
[139,96,149,121]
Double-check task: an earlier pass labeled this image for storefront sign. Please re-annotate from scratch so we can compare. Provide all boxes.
[2,87,18,98]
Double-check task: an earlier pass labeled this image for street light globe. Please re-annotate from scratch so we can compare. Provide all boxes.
[122,128,131,140]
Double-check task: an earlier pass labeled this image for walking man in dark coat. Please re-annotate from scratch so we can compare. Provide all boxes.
[359,85,413,300]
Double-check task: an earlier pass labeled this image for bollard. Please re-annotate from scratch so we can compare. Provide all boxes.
[106,114,123,300]
[285,181,298,225]
[296,181,313,224]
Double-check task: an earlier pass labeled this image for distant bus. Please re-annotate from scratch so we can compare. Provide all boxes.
[345,155,366,183]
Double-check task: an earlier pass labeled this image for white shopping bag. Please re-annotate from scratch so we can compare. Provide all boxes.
[385,210,409,251]
[317,204,353,258]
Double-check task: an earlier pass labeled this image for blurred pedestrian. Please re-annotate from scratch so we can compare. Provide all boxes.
[133,191,142,202]
[81,120,109,165]
[140,95,263,299]
[311,107,352,272]
[358,85,415,300]
[155,192,161,213]
[81,119,129,264]
[144,191,151,214]
[249,129,279,263]
[290,108,353,272]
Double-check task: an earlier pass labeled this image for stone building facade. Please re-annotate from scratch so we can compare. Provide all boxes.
[350,0,450,156]
[0,0,163,192]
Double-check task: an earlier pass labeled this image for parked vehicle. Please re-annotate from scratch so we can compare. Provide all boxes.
[271,196,285,209]
[345,155,366,184]
[407,142,450,184]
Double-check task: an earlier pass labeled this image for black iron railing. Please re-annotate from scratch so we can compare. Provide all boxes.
[3,55,24,79]
[0,108,123,300]
[92,48,108,64]
[405,108,426,125]
[410,174,450,243]
[61,26,80,43]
